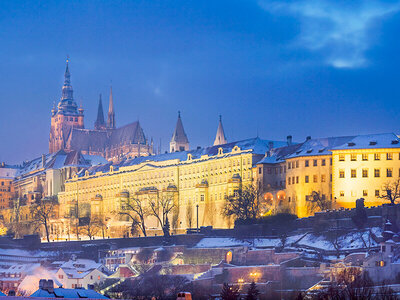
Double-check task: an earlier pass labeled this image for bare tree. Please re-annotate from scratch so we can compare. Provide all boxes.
[119,196,148,237]
[186,202,193,229]
[306,191,332,214]
[79,217,102,240]
[379,179,400,205]
[30,197,57,242]
[223,184,261,221]
[148,194,175,235]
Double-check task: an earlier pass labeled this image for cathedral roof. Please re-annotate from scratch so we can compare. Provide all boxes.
[68,121,147,153]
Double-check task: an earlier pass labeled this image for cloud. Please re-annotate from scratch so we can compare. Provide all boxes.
[259,0,400,68]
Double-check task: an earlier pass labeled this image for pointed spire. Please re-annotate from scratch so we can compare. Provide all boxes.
[107,86,116,129]
[213,115,227,146]
[61,56,74,101]
[94,94,106,130]
[170,111,189,152]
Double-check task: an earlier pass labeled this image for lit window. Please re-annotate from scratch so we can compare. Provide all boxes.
[374,153,380,161]
[362,153,368,161]
[363,190,368,196]
[374,169,380,177]
[387,168,393,178]
[313,175,317,183]
[362,169,368,178]
[339,170,345,178]
[339,154,345,161]
[305,160,309,167]
[340,191,344,197]
[351,169,356,178]
[351,154,357,161]
[296,176,299,184]
[375,190,380,197]
[321,174,326,182]
[387,153,393,160]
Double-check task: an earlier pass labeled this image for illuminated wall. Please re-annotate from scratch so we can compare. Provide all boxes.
[59,146,259,235]
[332,149,400,208]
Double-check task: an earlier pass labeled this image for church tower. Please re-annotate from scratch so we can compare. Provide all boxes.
[49,58,84,153]
[107,86,116,129]
[213,115,227,146]
[170,111,189,152]
[94,94,106,130]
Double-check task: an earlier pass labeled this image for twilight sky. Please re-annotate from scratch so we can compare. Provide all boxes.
[1,0,400,164]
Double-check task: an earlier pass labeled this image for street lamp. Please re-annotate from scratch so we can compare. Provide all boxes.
[196,204,199,233]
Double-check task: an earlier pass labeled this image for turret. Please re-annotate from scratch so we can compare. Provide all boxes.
[170,111,189,152]
[213,115,227,146]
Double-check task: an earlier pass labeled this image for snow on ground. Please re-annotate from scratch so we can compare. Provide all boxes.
[253,238,282,248]
[296,227,382,251]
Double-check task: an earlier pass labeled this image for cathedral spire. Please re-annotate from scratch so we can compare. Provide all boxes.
[94,94,106,130]
[170,111,189,152]
[61,56,74,101]
[213,115,227,146]
[107,86,116,129]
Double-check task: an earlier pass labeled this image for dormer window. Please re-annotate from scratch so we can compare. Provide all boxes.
[392,140,399,145]
[85,170,89,177]
[218,148,223,155]
[187,153,192,161]
[348,142,355,146]
[370,141,377,145]
[110,165,114,173]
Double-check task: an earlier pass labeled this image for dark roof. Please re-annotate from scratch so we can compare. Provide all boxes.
[69,121,146,153]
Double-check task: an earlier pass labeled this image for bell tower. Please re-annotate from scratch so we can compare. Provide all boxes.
[49,58,85,153]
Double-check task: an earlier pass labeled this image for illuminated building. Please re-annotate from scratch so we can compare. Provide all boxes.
[59,126,288,235]
[0,163,17,210]
[257,133,400,217]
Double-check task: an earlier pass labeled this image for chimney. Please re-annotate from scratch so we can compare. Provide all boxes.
[287,135,292,146]
[42,154,46,168]
[306,136,311,141]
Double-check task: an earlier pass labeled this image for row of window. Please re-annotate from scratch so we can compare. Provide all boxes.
[339,168,396,178]
[339,190,381,197]
[338,153,397,161]
[288,158,332,169]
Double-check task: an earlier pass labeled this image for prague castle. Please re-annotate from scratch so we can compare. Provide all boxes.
[1,60,400,240]
[49,59,152,162]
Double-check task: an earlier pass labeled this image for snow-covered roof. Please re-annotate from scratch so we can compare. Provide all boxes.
[331,133,400,151]
[30,287,108,299]
[59,259,102,272]
[0,166,18,179]
[257,133,400,165]
[80,137,288,177]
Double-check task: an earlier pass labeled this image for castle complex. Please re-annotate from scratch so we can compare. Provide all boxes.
[1,60,400,240]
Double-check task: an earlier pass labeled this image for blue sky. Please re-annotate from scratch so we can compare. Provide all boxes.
[1,0,400,163]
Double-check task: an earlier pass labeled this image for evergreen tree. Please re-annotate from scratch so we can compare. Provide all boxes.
[220,283,240,300]
[246,281,260,300]
[163,215,170,237]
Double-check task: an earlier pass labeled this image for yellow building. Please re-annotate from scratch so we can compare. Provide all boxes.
[331,134,400,208]
[257,133,400,217]
[59,137,287,237]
